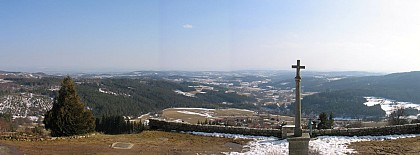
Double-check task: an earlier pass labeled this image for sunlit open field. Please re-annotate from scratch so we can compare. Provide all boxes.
[349,136,420,154]
[162,108,256,124]
[0,131,248,155]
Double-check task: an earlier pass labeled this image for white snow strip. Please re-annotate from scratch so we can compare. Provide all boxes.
[186,131,420,155]
[173,119,183,123]
[220,108,255,113]
[326,77,344,82]
[177,111,213,117]
[171,108,215,111]
[138,113,150,119]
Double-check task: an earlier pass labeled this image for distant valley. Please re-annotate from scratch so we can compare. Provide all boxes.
[0,70,419,121]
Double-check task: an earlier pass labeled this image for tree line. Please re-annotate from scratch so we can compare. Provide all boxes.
[76,78,256,116]
[95,115,144,134]
[43,77,146,137]
[40,76,255,137]
[2,76,256,117]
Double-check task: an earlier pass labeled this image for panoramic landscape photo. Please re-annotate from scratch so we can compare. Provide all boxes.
[1,0,420,155]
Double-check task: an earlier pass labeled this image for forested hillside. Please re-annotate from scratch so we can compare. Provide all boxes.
[297,71,420,118]
[2,77,256,117]
[313,71,420,104]
[300,89,386,118]
[78,79,256,116]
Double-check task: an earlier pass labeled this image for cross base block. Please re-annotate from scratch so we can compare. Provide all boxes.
[287,133,311,155]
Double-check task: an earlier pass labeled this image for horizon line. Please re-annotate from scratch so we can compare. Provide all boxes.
[0,68,403,75]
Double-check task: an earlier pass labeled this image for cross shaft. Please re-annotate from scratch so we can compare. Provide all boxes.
[291,60,305,137]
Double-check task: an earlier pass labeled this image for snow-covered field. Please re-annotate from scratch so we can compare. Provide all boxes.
[172,108,215,110]
[187,131,420,155]
[364,97,420,119]
[0,94,52,118]
[168,108,255,119]
[177,110,213,118]
[0,79,13,83]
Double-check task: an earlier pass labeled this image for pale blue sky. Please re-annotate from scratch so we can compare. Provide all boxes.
[1,0,419,73]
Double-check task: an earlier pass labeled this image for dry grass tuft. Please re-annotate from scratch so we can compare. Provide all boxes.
[349,136,420,155]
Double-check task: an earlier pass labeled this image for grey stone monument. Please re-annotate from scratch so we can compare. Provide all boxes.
[288,60,310,155]
[292,59,305,137]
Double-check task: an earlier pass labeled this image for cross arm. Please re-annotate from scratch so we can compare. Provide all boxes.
[292,65,306,69]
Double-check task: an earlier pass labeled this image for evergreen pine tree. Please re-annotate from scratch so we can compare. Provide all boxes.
[317,112,328,129]
[328,112,334,129]
[44,76,95,136]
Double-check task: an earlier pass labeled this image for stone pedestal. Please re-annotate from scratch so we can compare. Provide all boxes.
[281,125,295,139]
[287,133,310,155]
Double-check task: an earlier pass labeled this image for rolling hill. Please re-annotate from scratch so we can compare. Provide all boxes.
[298,71,420,118]
[0,76,256,117]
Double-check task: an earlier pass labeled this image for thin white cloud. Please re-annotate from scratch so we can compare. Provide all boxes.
[182,24,193,29]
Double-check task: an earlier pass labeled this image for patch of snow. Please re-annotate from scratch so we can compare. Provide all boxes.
[364,97,420,116]
[1,94,52,118]
[282,125,295,128]
[310,134,420,155]
[186,131,420,155]
[138,113,150,119]
[143,119,149,126]
[173,119,183,123]
[174,90,196,97]
[0,79,13,83]
[177,111,213,118]
[171,108,215,111]
[98,88,130,97]
[280,82,289,86]
[333,117,360,121]
[27,116,39,121]
[99,88,118,96]
[221,108,255,113]
[327,77,344,81]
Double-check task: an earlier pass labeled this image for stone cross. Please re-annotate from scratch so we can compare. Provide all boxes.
[292,60,305,137]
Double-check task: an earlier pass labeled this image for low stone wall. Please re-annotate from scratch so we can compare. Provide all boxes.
[0,132,96,142]
[307,123,420,137]
[149,119,282,138]
[149,119,420,138]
